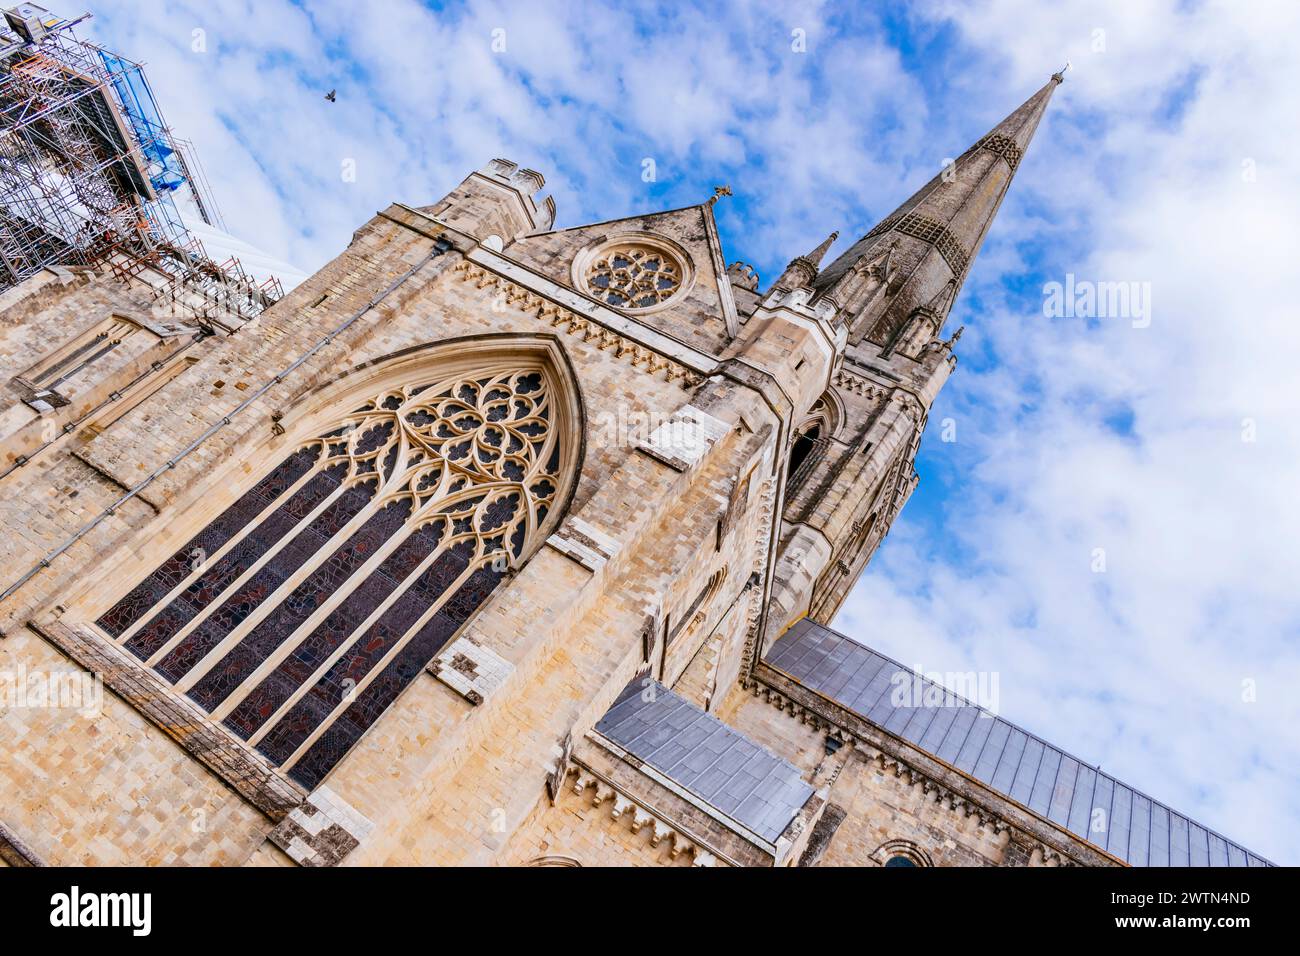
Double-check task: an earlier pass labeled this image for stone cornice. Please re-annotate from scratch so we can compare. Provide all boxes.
[451,260,705,387]
[833,368,888,400]
[747,663,1119,868]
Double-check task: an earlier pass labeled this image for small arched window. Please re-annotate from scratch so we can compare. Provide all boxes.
[95,348,578,790]
[871,839,933,868]
[788,423,821,477]
[667,568,726,646]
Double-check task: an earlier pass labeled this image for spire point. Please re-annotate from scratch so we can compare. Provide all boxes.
[813,76,1062,350]
[1052,59,1071,84]
[805,230,839,267]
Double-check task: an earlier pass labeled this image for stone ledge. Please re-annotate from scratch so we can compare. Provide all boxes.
[0,819,44,866]
[637,404,731,472]
[428,634,514,705]
[546,515,620,572]
[34,620,305,822]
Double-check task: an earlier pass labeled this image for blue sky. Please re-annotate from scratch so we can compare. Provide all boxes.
[86,0,1299,863]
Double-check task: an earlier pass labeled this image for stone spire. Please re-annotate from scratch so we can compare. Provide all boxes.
[816,74,1063,351]
[804,230,839,269]
[772,231,839,291]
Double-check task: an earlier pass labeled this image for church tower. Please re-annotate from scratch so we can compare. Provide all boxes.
[760,72,1064,650]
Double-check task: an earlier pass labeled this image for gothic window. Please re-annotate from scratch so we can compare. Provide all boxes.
[582,240,686,311]
[95,362,570,791]
[788,424,821,477]
[871,839,933,867]
[785,395,838,497]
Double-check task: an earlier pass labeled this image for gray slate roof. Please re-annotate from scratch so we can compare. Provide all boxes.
[767,618,1273,867]
[595,680,814,844]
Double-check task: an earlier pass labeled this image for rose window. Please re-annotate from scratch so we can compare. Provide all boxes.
[585,244,683,309]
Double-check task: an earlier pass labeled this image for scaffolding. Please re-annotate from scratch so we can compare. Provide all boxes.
[0,4,279,320]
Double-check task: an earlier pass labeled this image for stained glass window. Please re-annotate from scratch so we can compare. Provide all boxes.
[96,365,566,790]
[585,244,683,310]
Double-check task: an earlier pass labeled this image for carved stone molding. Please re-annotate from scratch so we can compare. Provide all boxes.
[452,260,703,387]
[569,766,728,867]
[870,838,934,867]
[738,476,777,676]
[833,369,886,400]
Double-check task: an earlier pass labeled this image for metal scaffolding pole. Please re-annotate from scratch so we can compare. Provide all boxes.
[0,6,279,321]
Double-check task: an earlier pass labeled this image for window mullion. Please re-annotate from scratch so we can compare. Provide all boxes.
[168,477,387,691]
[113,457,326,647]
[276,555,484,773]
[168,425,407,692]
[140,475,353,668]
[208,492,423,723]
[241,519,456,747]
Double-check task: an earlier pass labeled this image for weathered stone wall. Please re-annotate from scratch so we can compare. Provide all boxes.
[0,178,796,865]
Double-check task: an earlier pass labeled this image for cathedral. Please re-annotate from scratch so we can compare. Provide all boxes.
[0,30,1271,867]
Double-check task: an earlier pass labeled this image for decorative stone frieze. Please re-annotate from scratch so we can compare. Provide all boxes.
[569,767,731,867]
[452,260,703,386]
[833,369,885,399]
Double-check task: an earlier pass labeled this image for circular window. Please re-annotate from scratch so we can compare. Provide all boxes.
[575,234,693,313]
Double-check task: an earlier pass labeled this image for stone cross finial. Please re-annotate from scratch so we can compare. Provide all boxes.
[707,185,733,207]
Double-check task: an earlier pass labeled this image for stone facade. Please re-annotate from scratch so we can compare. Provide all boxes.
[3,72,1251,868]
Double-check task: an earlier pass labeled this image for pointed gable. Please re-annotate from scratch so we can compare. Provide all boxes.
[505,204,739,356]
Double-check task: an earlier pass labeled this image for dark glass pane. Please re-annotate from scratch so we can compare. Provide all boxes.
[788,426,820,476]
[884,856,916,868]
[153,477,376,683]
[221,519,447,738]
[97,445,320,638]
[124,461,347,660]
[256,540,477,768]
[285,564,505,790]
[187,497,414,712]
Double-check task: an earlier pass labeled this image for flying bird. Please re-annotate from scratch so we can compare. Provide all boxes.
[325,89,337,103]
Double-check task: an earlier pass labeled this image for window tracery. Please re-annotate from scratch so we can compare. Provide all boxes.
[96,363,568,790]
[585,243,684,310]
